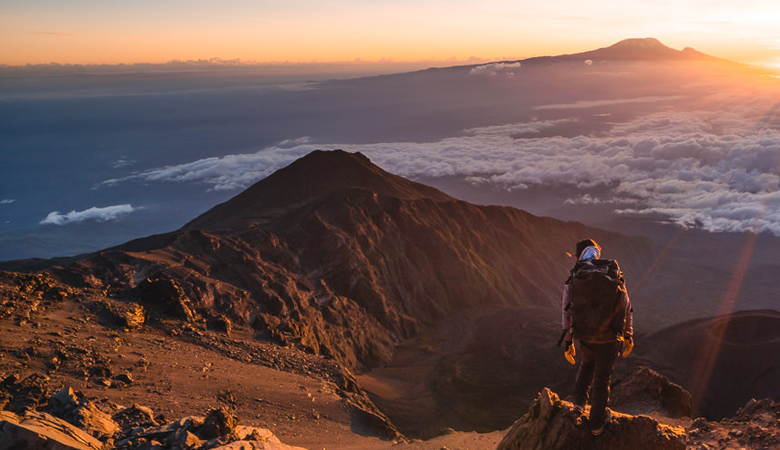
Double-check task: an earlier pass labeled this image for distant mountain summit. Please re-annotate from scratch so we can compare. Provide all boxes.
[517,37,724,66]
[575,37,716,61]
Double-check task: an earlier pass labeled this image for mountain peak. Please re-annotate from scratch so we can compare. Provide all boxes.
[185,150,453,230]
[609,37,669,50]
[569,37,717,62]
[515,37,720,67]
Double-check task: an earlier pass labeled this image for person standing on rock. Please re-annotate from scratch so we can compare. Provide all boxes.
[560,238,633,436]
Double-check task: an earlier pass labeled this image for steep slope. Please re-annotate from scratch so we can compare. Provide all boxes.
[634,310,780,419]
[184,150,453,231]
[45,150,651,374]
[5,150,777,439]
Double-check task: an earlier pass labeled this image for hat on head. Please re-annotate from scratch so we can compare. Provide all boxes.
[575,239,601,259]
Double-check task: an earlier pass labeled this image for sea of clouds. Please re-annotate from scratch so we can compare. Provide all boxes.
[98,103,780,235]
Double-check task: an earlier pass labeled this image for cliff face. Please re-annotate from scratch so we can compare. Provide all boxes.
[44,150,652,372]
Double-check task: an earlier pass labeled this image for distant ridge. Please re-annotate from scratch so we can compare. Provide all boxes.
[487,37,727,68]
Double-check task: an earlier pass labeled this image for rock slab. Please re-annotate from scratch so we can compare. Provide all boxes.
[0,409,104,450]
[496,388,686,450]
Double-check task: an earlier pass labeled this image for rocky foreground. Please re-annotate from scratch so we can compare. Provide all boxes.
[2,364,779,450]
[1,248,779,450]
[0,376,303,450]
[497,372,780,450]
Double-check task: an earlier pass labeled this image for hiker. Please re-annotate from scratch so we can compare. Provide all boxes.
[561,238,633,436]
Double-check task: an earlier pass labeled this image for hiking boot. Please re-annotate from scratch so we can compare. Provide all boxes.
[564,394,587,413]
[589,409,612,436]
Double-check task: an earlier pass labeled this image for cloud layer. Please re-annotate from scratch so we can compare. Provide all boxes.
[469,62,522,77]
[103,102,780,235]
[40,204,136,226]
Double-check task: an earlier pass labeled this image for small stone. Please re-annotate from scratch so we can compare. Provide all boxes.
[113,373,134,385]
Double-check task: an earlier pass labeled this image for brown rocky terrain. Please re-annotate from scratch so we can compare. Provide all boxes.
[1,150,653,436]
[0,270,400,449]
[1,150,778,448]
[25,150,652,376]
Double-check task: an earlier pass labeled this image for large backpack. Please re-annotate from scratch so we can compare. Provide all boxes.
[566,259,627,342]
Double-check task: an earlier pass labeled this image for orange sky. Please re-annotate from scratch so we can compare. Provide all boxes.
[2,0,780,67]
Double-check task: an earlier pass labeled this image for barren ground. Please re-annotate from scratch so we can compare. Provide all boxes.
[0,293,506,449]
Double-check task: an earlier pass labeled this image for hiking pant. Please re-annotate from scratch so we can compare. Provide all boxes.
[573,340,622,426]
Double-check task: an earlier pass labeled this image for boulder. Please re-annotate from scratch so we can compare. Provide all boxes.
[47,386,120,438]
[134,276,195,321]
[611,366,692,418]
[496,388,686,450]
[112,404,158,430]
[100,300,145,329]
[0,409,104,450]
[200,407,239,439]
[3,373,50,413]
[209,426,309,449]
[113,372,134,386]
[112,411,309,450]
[166,427,203,448]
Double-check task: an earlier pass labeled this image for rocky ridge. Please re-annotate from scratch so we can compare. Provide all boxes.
[497,386,780,450]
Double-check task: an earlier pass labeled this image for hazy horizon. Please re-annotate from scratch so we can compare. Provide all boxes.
[3,0,780,68]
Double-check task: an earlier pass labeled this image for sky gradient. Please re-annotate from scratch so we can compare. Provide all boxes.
[2,0,780,67]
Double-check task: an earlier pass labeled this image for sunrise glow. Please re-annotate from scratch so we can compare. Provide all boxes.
[2,0,780,67]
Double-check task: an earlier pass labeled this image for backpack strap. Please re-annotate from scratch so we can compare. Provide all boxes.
[609,283,627,335]
[556,327,570,347]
